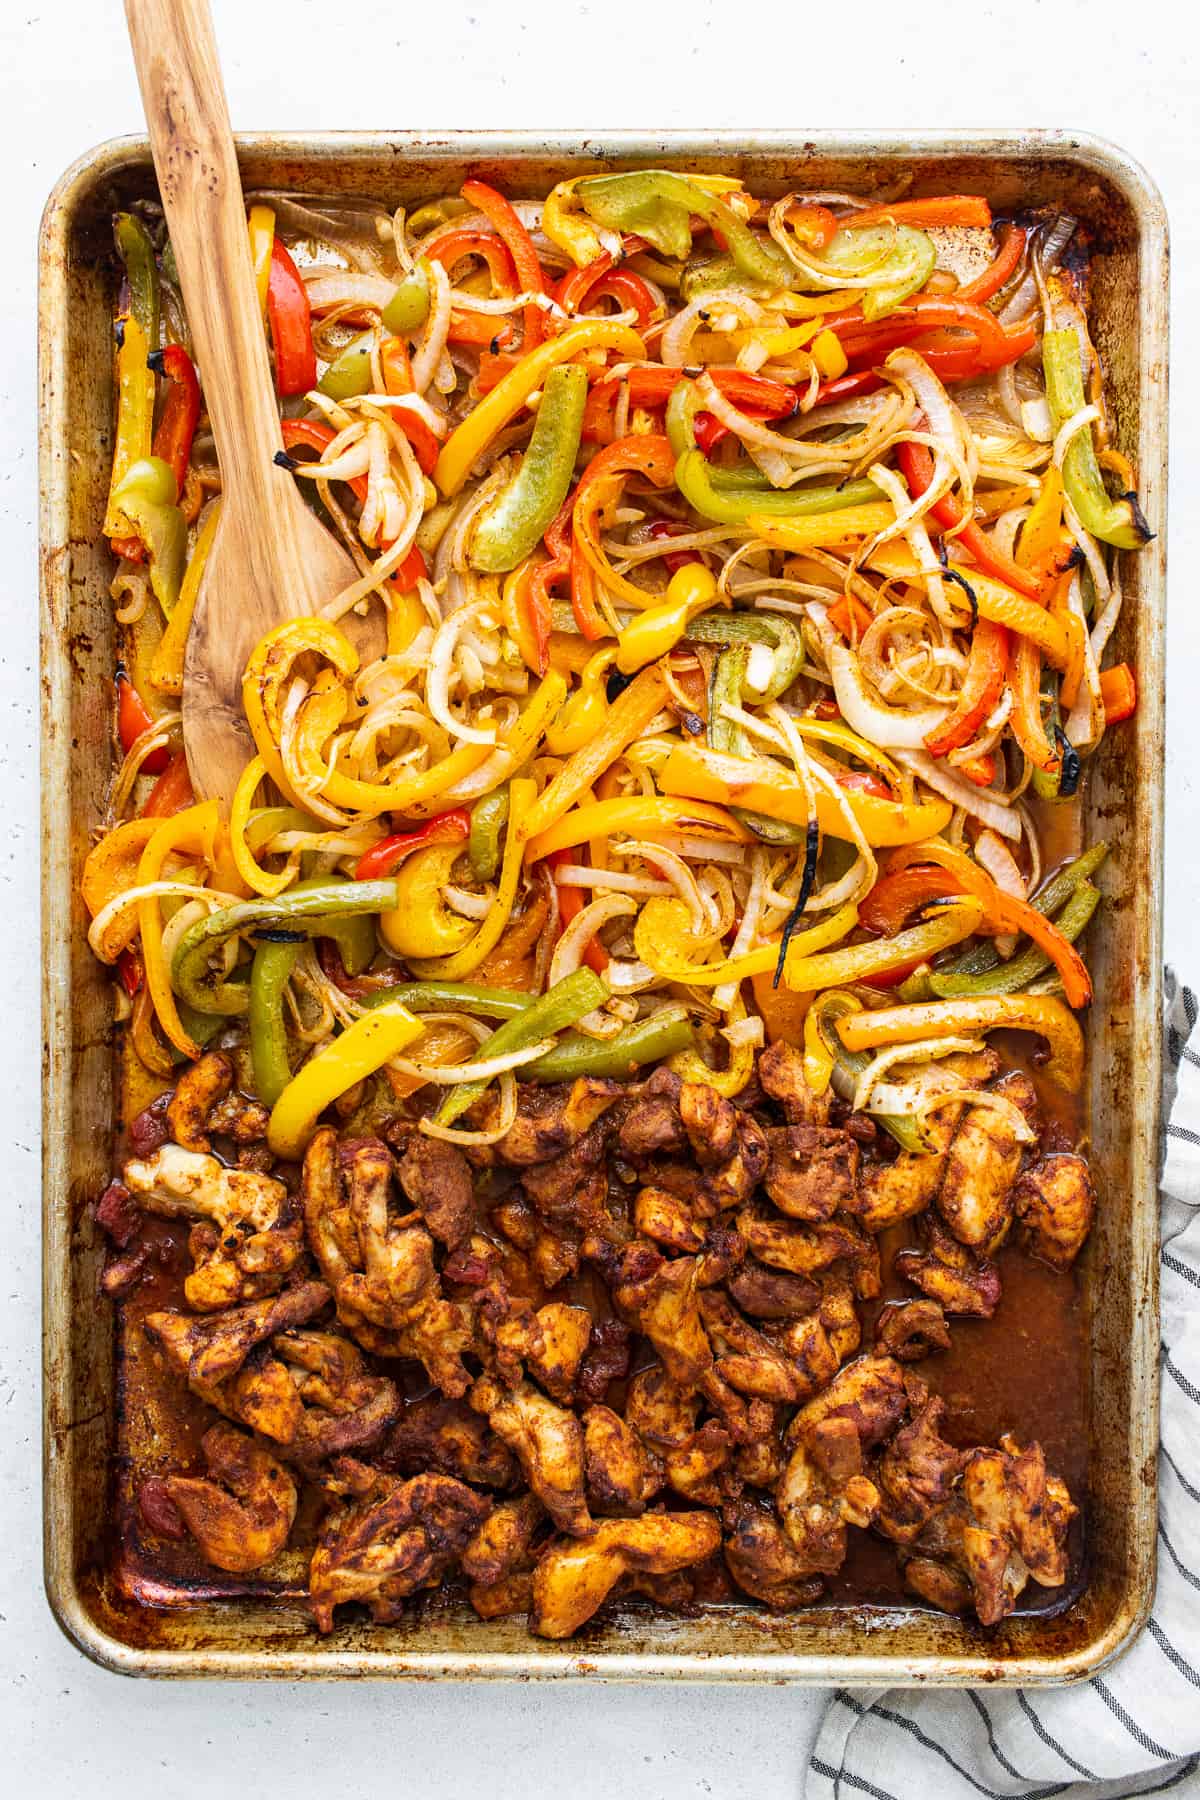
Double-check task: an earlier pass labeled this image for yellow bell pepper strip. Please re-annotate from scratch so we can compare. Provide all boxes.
[247,204,275,316]
[380,843,475,959]
[804,991,862,1096]
[658,744,953,848]
[810,327,849,379]
[136,801,220,1061]
[527,1003,695,1081]
[775,898,984,995]
[229,755,308,898]
[836,991,1085,1092]
[1018,466,1066,573]
[668,992,756,1098]
[868,540,1077,671]
[435,319,647,497]
[267,996,423,1159]
[471,364,589,574]
[434,967,608,1127]
[110,458,188,619]
[633,896,859,987]
[172,878,397,1016]
[519,666,668,850]
[545,649,616,755]
[397,671,567,822]
[615,564,720,674]
[150,500,220,695]
[524,794,749,866]
[104,214,160,544]
[747,503,901,553]
[1042,329,1152,550]
[406,777,537,981]
[575,171,791,288]
[544,173,748,268]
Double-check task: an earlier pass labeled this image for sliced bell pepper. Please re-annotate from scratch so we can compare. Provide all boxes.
[116,663,169,773]
[569,434,678,614]
[380,842,474,959]
[575,170,791,287]
[247,204,275,316]
[957,224,1026,304]
[524,794,748,866]
[471,364,588,574]
[555,251,659,327]
[836,992,1085,1091]
[267,996,423,1159]
[519,667,668,848]
[925,619,1009,758]
[931,881,1100,1001]
[266,238,317,397]
[826,593,876,641]
[1100,662,1137,724]
[847,195,992,231]
[149,500,220,697]
[136,800,220,1060]
[895,439,1043,601]
[547,847,609,976]
[1043,330,1151,549]
[317,330,374,401]
[434,967,608,1127]
[111,457,187,618]
[249,938,302,1106]
[527,1006,694,1081]
[148,344,201,497]
[140,748,194,818]
[436,318,647,496]
[355,810,471,880]
[468,789,510,882]
[404,778,536,981]
[615,564,719,673]
[461,178,550,349]
[634,895,858,988]
[676,450,880,526]
[381,265,431,335]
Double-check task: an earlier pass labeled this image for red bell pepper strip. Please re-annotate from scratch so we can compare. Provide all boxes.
[833,768,893,802]
[461,179,550,349]
[843,196,993,231]
[554,259,658,330]
[957,225,1027,305]
[955,752,998,787]
[924,617,1009,757]
[112,345,202,563]
[449,312,516,349]
[896,439,1044,602]
[117,948,144,997]
[646,519,701,573]
[353,809,471,880]
[547,848,608,975]
[856,867,955,989]
[1100,662,1137,724]
[427,227,517,290]
[116,664,170,773]
[583,364,801,444]
[571,435,677,635]
[139,748,194,818]
[266,239,317,397]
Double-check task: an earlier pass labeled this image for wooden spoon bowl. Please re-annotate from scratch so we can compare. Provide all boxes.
[126,0,379,809]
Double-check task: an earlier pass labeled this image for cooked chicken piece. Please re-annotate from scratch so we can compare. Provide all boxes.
[390,1131,476,1249]
[228,1330,400,1468]
[766,1314,841,1400]
[764,1126,858,1222]
[724,1500,827,1610]
[736,1424,788,1489]
[699,1290,813,1403]
[144,1281,330,1395]
[166,1051,269,1153]
[123,1142,303,1311]
[727,1258,819,1320]
[873,1394,965,1543]
[470,1571,536,1620]
[162,1422,297,1574]
[965,1435,1076,1590]
[895,1215,1001,1318]
[815,1271,863,1361]
[470,1375,592,1536]
[610,1243,713,1392]
[936,1074,1039,1254]
[531,1511,721,1639]
[489,1192,582,1288]
[776,1414,880,1573]
[847,1149,944,1233]
[694,1224,745,1288]
[784,1353,909,1454]
[494,1077,623,1166]
[625,1363,731,1506]
[309,1471,490,1632]
[525,1303,592,1403]
[577,1316,631,1405]
[737,1207,879,1298]
[376,1396,516,1489]
[520,1118,613,1237]
[758,1040,832,1127]
[1013,1153,1095,1269]
[302,1130,473,1394]
[701,1113,770,1213]
[584,1404,649,1515]
[902,1555,974,1614]
[873,1299,952,1363]
[634,1184,706,1253]
[461,1492,544,1586]
[679,1081,738,1165]
[618,1066,686,1159]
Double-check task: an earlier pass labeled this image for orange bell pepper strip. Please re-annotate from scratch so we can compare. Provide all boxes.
[136,800,220,1060]
[572,434,677,613]
[957,225,1027,304]
[836,993,1085,1090]
[461,180,550,349]
[1100,662,1138,724]
[896,439,1043,601]
[547,847,609,975]
[924,619,1009,758]
[826,593,875,642]
[1008,636,1060,775]
[841,195,992,231]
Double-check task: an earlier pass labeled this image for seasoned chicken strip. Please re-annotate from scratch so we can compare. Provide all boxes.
[1013,1153,1095,1269]
[936,1074,1039,1254]
[531,1512,721,1639]
[162,1423,297,1574]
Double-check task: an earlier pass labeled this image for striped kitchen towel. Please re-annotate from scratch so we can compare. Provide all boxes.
[807,971,1200,1800]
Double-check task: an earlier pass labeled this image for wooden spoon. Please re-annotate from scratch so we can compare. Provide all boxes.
[125,0,377,809]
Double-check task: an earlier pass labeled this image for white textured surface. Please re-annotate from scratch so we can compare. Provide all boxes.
[4,1,1195,1792]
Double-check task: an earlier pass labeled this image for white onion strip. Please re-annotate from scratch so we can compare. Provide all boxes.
[895,749,1022,840]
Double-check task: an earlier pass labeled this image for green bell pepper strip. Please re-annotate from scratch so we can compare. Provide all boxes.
[468,787,510,881]
[575,171,793,289]
[819,224,936,322]
[172,878,397,1016]
[362,979,531,1020]
[1043,330,1151,550]
[525,1005,695,1082]
[471,364,588,574]
[115,212,161,364]
[680,254,774,301]
[675,448,881,525]
[663,379,785,494]
[434,968,608,1126]
[811,1005,926,1155]
[249,939,302,1105]
[930,843,1107,990]
[382,263,432,335]
[709,644,805,846]
[929,881,1100,1001]
[175,1000,228,1055]
[318,331,374,401]
[110,456,187,616]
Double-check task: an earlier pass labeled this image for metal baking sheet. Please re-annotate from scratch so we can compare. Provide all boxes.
[39,130,1168,1681]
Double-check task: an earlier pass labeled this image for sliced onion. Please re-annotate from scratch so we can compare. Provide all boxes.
[660,289,769,367]
[109,712,183,818]
[807,607,948,748]
[913,1086,1038,1147]
[391,1039,554,1084]
[853,1035,983,1114]
[411,259,453,396]
[617,840,713,930]
[552,864,674,898]
[427,598,501,746]
[722,1013,764,1050]
[974,828,1025,956]
[1051,403,1101,470]
[420,1071,519,1145]
[87,882,237,964]
[894,749,1021,840]
[303,270,396,313]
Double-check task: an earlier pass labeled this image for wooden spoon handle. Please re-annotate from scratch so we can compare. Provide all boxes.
[124,0,283,509]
